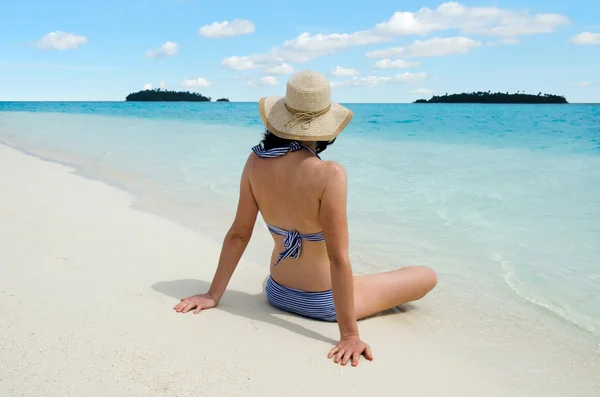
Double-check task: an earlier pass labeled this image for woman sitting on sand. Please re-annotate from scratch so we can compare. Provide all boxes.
[174,70,437,366]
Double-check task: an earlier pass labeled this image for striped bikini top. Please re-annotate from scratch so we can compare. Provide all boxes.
[252,141,325,266]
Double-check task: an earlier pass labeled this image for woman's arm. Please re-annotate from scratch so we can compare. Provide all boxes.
[207,157,259,302]
[175,156,259,313]
[319,162,372,366]
[319,162,358,335]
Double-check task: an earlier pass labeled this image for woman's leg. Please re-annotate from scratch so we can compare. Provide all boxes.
[353,266,437,320]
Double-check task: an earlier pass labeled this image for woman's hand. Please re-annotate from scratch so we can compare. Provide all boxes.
[328,335,374,366]
[173,293,217,314]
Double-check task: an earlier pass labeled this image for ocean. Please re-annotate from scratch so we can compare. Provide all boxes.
[1,102,599,393]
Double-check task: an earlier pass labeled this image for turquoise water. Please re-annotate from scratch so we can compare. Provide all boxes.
[1,102,599,344]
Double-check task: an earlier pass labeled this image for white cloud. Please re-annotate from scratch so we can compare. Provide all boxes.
[486,38,520,46]
[261,76,279,86]
[221,3,568,69]
[198,19,255,38]
[143,83,152,90]
[264,63,295,75]
[222,31,390,70]
[330,66,358,77]
[248,75,279,87]
[34,31,88,51]
[374,2,569,37]
[272,32,390,63]
[158,80,167,89]
[331,72,426,88]
[221,56,260,70]
[181,77,211,88]
[570,32,600,45]
[573,82,591,87]
[367,37,482,58]
[410,88,433,95]
[373,59,420,69]
[145,42,179,58]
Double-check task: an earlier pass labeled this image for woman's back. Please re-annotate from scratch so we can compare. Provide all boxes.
[248,145,335,291]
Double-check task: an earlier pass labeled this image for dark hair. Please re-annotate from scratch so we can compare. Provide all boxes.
[259,129,336,154]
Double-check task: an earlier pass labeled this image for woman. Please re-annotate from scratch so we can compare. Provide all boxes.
[174,70,437,367]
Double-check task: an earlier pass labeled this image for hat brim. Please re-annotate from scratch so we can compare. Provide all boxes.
[258,97,353,142]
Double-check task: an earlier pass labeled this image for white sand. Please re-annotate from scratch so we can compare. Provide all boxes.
[0,143,513,396]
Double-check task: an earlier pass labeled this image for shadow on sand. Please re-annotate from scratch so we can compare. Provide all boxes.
[152,278,414,345]
[152,278,339,345]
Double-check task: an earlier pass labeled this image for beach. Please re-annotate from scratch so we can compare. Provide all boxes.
[0,142,514,396]
[1,102,599,396]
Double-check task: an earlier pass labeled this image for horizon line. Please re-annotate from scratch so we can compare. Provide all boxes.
[1,100,599,105]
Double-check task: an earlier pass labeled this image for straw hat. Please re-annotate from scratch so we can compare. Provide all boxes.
[258,70,353,141]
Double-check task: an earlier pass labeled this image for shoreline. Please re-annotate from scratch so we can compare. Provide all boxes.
[4,134,598,337]
[0,142,518,396]
[2,127,599,337]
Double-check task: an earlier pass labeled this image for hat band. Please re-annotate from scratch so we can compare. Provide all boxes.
[283,103,331,130]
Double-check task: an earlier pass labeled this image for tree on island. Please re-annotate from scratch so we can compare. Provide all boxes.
[414,91,568,104]
[126,89,212,102]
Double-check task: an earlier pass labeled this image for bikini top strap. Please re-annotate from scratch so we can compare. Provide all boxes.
[251,141,321,160]
[300,144,321,159]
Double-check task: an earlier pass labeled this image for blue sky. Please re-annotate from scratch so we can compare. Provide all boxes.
[1,0,599,103]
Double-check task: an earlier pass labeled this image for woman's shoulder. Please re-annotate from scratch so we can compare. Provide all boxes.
[318,160,347,188]
[320,159,346,174]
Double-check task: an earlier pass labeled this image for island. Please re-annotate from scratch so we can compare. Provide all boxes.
[216,98,230,102]
[414,91,568,104]
[125,89,213,102]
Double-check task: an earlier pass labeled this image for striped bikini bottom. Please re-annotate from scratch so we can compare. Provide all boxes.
[265,276,337,322]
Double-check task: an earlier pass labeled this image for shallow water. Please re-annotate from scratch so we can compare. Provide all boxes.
[1,102,600,394]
